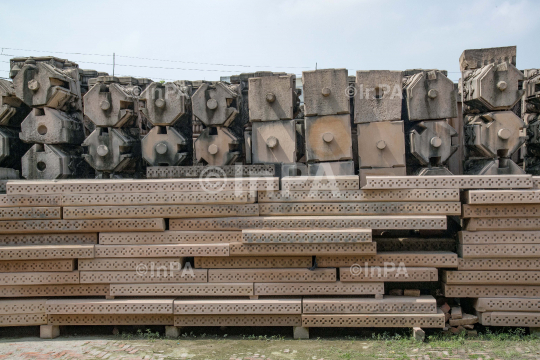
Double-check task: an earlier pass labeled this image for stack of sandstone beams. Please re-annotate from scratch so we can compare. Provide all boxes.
[0,173,475,338]
[444,175,540,328]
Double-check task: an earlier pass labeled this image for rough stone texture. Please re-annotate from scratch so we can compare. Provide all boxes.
[408,120,458,167]
[249,75,296,121]
[140,82,189,126]
[459,46,516,71]
[307,161,355,176]
[40,324,60,339]
[252,120,297,164]
[358,121,405,168]
[293,326,310,339]
[413,327,425,341]
[165,325,180,338]
[20,107,85,145]
[403,70,457,121]
[192,82,240,127]
[354,70,402,123]
[141,126,188,166]
[0,79,29,127]
[305,114,352,162]
[194,127,241,166]
[464,158,525,176]
[302,69,349,117]
[22,144,82,180]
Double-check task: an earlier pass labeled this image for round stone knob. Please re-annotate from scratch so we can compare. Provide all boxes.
[100,100,111,111]
[155,98,166,109]
[498,128,512,140]
[428,89,438,99]
[97,145,109,156]
[376,140,387,150]
[497,81,508,91]
[266,136,278,148]
[155,142,168,154]
[322,132,334,143]
[28,79,39,91]
[266,93,276,103]
[207,98,218,110]
[322,87,331,97]
[208,144,219,155]
[430,137,442,148]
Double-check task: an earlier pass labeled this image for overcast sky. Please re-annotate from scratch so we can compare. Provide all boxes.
[1,0,538,83]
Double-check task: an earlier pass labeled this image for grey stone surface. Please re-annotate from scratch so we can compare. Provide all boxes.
[355,70,402,123]
[194,127,241,166]
[20,107,85,145]
[192,82,240,127]
[357,121,405,168]
[308,161,355,176]
[22,143,82,179]
[464,158,525,175]
[252,120,297,164]
[459,46,516,71]
[408,120,458,166]
[249,75,296,121]
[302,68,349,117]
[141,126,188,166]
[140,82,190,126]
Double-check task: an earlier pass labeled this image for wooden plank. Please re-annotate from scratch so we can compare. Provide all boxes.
[473,298,540,312]
[0,314,47,326]
[302,295,437,314]
[0,194,61,207]
[363,175,532,189]
[0,233,97,245]
[466,218,540,231]
[229,242,376,256]
[0,259,75,272]
[241,229,372,244]
[254,282,383,296]
[110,283,253,297]
[0,245,94,260]
[0,284,109,297]
[46,299,174,314]
[173,299,302,315]
[443,284,540,298]
[79,258,184,271]
[80,270,208,283]
[463,204,540,218]
[208,268,336,283]
[174,314,301,327]
[170,216,447,231]
[0,207,61,220]
[6,177,280,195]
[443,270,540,285]
[458,258,540,270]
[63,204,259,220]
[376,238,456,252]
[95,244,229,257]
[194,256,312,269]
[100,231,240,245]
[259,202,461,216]
[0,299,46,314]
[0,271,79,285]
[0,218,165,234]
[258,189,460,203]
[317,252,458,268]
[62,191,256,206]
[464,189,540,204]
[301,310,445,328]
[340,267,438,282]
[48,314,174,325]
[459,244,540,258]
[281,176,359,191]
[459,231,540,244]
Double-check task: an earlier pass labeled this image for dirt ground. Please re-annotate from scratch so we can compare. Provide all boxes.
[0,326,539,360]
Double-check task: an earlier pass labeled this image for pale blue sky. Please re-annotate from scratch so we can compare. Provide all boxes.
[1,0,538,82]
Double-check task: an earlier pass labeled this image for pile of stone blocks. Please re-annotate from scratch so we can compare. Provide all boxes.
[461,46,526,175]
[522,68,540,174]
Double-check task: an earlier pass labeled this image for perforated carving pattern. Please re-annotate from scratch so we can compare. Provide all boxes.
[340,267,438,282]
[79,258,184,271]
[317,252,458,268]
[473,297,540,312]
[443,270,540,284]
[302,296,437,314]
[95,244,229,257]
[301,312,445,328]
[376,238,456,252]
[229,242,376,256]
[459,231,540,244]
[258,189,460,203]
[465,190,540,204]
[0,219,165,234]
[463,204,540,218]
[460,244,540,258]
[0,233,97,245]
[0,207,61,220]
[174,299,302,314]
[0,271,79,285]
[80,270,207,283]
[0,299,45,314]
[99,231,241,245]
[363,175,532,189]
[110,283,253,297]
[174,314,302,327]
[0,313,47,326]
[458,258,540,270]
[194,256,312,269]
[46,299,174,314]
[281,176,359,191]
[170,216,447,231]
[208,269,335,282]
[64,204,259,220]
[241,229,371,244]
[0,245,94,260]
[0,284,109,297]
[254,282,383,296]
[466,218,540,231]
[0,259,74,272]
[0,194,61,207]
[444,284,540,297]
[47,314,174,325]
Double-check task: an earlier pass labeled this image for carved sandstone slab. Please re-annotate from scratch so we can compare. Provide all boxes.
[477,312,540,327]
[0,219,165,234]
[443,270,540,285]
[466,218,540,231]
[463,190,540,204]
[6,178,279,195]
[463,204,540,218]
[459,244,540,258]
[170,216,447,231]
[362,175,532,190]
[79,258,184,271]
[208,268,336,282]
[48,314,174,325]
[254,282,383,296]
[259,202,461,216]
[100,231,241,245]
[0,271,79,285]
[241,229,371,244]
[94,244,228,257]
[302,295,437,314]
[458,258,540,270]
[0,284,109,298]
[317,252,458,268]
[194,256,312,269]
[63,204,259,220]
[258,189,460,203]
[174,314,301,327]
[79,270,208,283]
[459,231,540,244]
[174,299,302,315]
[340,267,438,282]
[229,242,376,256]
[473,297,540,312]
[0,299,45,314]
[444,284,540,298]
[302,310,445,328]
[46,299,174,314]
[0,259,75,272]
[281,176,359,191]
[110,283,253,297]
[0,245,94,260]
[0,233,97,245]
[0,314,47,326]
[0,207,61,220]
[0,194,61,207]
